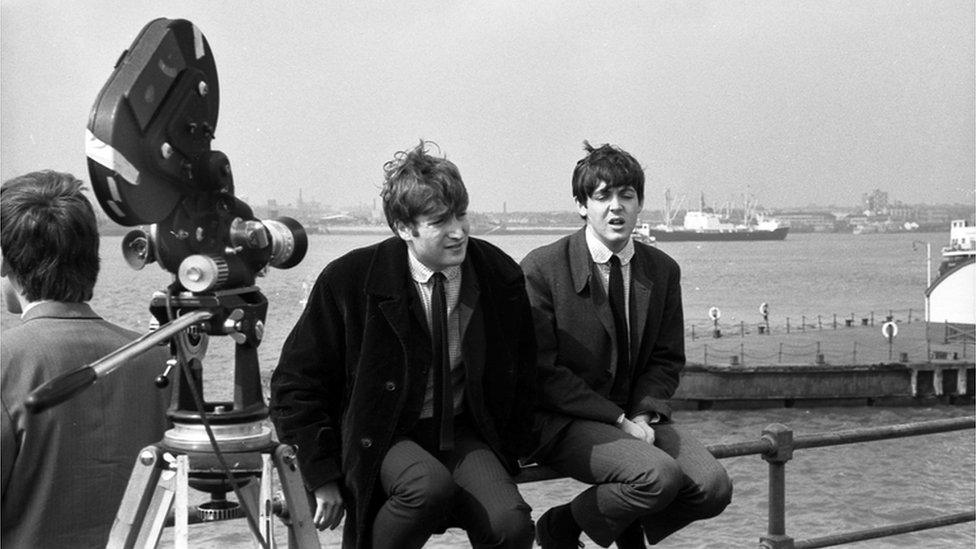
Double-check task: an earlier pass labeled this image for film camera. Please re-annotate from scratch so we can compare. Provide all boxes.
[28,18,319,547]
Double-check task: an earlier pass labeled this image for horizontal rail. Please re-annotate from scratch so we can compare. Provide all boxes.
[792,416,976,451]
[515,416,974,484]
[794,510,976,549]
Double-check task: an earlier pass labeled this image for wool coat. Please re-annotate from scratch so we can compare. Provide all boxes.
[520,228,685,459]
[269,236,536,549]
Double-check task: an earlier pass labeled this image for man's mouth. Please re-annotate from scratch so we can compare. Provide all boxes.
[608,218,626,227]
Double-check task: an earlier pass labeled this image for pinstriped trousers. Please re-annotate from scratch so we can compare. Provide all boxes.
[540,420,733,547]
[373,421,534,549]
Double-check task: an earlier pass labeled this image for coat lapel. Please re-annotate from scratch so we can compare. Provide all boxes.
[569,228,615,342]
[366,238,418,344]
[629,250,653,364]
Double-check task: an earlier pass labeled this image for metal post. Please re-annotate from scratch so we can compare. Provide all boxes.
[703,345,708,366]
[760,424,795,549]
[833,313,837,329]
[801,315,806,332]
[778,343,783,363]
[786,317,790,334]
[853,341,857,363]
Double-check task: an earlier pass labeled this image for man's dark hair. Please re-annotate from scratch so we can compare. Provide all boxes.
[571,141,645,205]
[0,171,100,302]
[380,140,469,232]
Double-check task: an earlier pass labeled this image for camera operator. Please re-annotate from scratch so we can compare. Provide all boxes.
[1,171,171,548]
[270,141,537,549]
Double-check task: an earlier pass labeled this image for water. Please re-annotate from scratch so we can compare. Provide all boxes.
[3,230,973,547]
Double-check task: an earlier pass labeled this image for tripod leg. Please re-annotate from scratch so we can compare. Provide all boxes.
[107,445,176,549]
[235,471,270,549]
[260,453,275,547]
[175,454,190,549]
[272,444,321,548]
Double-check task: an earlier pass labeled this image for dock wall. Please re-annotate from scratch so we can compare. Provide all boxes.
[672,362,975,410]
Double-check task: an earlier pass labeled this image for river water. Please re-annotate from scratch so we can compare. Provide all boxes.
[2,230,973,547]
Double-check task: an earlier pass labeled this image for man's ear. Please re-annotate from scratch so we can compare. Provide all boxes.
[575,199,588,219]
[394,221,414,242]
[0,256,9,277]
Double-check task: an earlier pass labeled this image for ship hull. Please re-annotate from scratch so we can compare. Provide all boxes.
[647,227,789,242]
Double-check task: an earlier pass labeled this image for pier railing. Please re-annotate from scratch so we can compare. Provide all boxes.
[683,306,975,367]
[515,416,976,548]
[685,307,925,339]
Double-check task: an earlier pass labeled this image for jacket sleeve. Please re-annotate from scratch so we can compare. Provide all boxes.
[628,261,685,420]
[269,269,346,491]
[501,271,539,459]
[1,399,16,498]
[521,253,624,425]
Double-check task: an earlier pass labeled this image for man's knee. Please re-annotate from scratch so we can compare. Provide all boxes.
[481,504,534,549]
[696,468,733,518]
[630,457,683,508]
[390,460,455,513]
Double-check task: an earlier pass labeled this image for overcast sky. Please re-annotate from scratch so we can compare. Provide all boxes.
[2,1,973,213]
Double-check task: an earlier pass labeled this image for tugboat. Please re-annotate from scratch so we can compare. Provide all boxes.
[926,219,976,344]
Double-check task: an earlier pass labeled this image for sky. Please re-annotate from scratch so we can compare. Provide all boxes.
[2,1,974,213]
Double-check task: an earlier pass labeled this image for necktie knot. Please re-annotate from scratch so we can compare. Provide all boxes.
[609,254,621,268]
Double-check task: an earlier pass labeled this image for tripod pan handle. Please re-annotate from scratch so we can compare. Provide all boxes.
[25,367,97,414]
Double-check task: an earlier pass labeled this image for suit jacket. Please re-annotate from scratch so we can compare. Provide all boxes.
[1,302,171,549]
[269,236,536,549]
[520,228,685,459]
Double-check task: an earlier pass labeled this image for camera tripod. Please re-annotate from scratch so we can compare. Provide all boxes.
[105,288,320,549]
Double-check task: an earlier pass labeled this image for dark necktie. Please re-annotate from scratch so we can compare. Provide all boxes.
[430,272,454,451]
[608,255,629,375]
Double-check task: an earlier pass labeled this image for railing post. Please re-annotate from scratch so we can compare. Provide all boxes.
[760,424,795,549]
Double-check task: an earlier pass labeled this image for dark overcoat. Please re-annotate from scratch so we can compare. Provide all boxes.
[269,236,536,549]
[520,228,685,459]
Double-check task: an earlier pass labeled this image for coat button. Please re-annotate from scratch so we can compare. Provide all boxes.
[384,381,397,391]
[360,437,372,448]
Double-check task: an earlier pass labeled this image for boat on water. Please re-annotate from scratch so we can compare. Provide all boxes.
[634,191,789,243]
[926,219,976,345]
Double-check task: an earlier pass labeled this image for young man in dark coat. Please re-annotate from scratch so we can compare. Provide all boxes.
[521,143,732,548]
[270,141,537,549]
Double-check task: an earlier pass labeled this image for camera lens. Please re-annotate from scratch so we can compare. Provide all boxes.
[263,217,308,269]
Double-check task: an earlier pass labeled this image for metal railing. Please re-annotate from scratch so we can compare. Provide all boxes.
[515,416,976,548]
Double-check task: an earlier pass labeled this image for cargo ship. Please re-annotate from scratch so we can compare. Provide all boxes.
[634,191,789,243]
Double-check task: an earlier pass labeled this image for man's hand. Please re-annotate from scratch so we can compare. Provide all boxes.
[313,481,345,530]
[617,417,654,445]
[631,415,656,445]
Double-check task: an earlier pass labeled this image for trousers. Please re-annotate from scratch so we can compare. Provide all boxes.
[540,419,732,546]
[372,420,533,549]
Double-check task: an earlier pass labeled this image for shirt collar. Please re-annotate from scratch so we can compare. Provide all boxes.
[407,248,462,284]
[585,225,635,266]
[21,299,53,318]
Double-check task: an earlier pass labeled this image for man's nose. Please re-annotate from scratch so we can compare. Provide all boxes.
[446,216,468,237]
